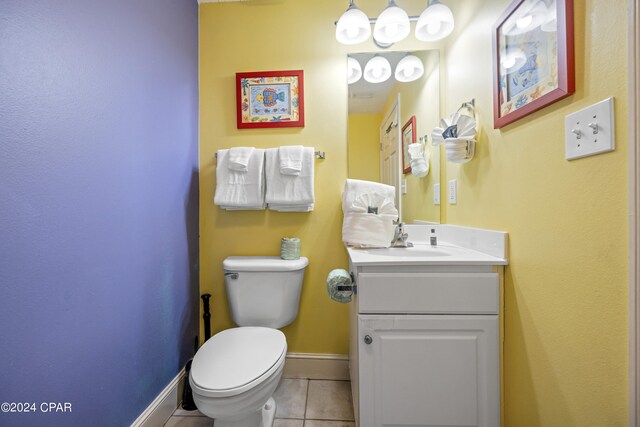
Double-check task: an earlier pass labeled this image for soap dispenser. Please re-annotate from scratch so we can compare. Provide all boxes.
[430,228,438,247]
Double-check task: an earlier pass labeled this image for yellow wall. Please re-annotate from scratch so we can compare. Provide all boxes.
[199,2,350,354]
[394,50,442,224]
[443,0,628,424]
[200,0,629,422]
[347,114,381,182]
[199,0,440,354]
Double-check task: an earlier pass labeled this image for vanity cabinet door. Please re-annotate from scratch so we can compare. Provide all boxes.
[358,315,499,427]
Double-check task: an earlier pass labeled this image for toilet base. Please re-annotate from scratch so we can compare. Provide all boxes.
[213,397,276,427]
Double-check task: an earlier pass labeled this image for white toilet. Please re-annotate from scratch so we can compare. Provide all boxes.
[189,256,308,427]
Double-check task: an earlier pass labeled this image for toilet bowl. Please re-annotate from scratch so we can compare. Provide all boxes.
[190,327,286,427]
[189,256,308,427]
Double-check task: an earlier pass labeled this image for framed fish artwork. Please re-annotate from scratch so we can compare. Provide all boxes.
[492,0,574,128]
[236,70,304,129]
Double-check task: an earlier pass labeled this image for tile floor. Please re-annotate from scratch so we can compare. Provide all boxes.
[164,379,355,427]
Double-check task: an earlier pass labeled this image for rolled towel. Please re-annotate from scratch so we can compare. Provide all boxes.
[342,179,395,213]
[326,269,353,303]
[279,145,304,175]
[410,152,430,178]
[228,147,255,172]
[343,193,396,247]
[410,158,429,178]
[342,209,396,248]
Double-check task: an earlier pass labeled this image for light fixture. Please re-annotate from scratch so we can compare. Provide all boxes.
[415,0,454,42]
[373,0,411,47]
[503,0,548,36]
[395,54,424,82]
[500,48,526,74]
[336,0,372,45]
[350,53,425,84]
[363,56,392,83]
[335,0,455,47]
[347,57,363,84]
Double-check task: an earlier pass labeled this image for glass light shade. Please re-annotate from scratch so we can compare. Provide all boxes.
[336,4,371,45]
[395,55,424,82]
[501,48,527,74]
[415,1,454,41]
[502,0,548,36]
[347,57,362,84]
[373,1,411,44]
[363,56,392,83]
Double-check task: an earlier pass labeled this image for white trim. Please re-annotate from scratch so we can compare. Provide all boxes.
[630,0,640,424]
[130,368,184,427]
[282,352,350,381]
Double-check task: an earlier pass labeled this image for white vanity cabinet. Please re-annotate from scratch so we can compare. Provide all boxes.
[348,265,501,427]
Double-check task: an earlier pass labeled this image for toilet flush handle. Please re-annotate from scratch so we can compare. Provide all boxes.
[224,272,239,280]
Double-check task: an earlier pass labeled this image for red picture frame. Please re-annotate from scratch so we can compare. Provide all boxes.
[492,0,574,129]
[401,116,416,174]
[236,70,304,129]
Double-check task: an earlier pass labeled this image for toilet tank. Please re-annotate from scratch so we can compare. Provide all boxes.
[223,256,308,329]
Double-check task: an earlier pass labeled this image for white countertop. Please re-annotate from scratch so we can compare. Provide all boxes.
[347,224,509,267]
[347,243,508,266]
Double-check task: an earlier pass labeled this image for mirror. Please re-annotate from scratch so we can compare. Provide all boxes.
[347,50,441,224]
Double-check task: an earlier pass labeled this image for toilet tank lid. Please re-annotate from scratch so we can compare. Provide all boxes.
[223,256,309,272]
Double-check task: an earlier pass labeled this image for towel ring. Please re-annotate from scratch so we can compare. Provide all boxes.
[445,98,478,164]
[456,98,480,134]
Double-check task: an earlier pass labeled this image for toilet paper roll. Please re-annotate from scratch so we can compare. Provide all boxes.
[281,237,301,260]
[326,269,353,303]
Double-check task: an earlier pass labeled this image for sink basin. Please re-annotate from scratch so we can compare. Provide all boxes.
[361,246,451,257]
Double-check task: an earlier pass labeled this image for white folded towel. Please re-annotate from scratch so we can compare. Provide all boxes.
[265,147,314,211]
[228,147,254,172]
[341,180,398,248]
[342,212,396,248]
[279,145,303,175]
[214,148,266,210]
[342,179,396,213]
[269,204,315,212]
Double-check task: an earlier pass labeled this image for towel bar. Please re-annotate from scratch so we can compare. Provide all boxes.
[214,150,326,159]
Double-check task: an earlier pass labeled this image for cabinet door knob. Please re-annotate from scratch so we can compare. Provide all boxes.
[364,335,373,345]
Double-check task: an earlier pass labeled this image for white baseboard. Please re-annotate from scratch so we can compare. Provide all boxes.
[130,368,185,427]
[283,352,350,381]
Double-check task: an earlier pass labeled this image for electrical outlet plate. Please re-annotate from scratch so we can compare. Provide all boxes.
[434,183,440,205]
[448,179,457,205]
[565,97,615,160]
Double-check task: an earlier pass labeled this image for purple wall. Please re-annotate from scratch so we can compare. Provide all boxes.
[0,1,199,426]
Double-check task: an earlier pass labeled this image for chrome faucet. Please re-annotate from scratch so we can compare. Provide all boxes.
[391,222,413,248]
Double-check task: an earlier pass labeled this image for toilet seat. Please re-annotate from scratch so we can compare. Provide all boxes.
[190,327,287,398]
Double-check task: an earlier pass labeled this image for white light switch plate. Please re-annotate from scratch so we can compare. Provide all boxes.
[401,179,407,194]
[448,179,457,205]
[434,183,440,205]
[565,97,614,160]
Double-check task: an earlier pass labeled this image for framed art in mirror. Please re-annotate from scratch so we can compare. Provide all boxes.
[402,115,416,174]
[236,70,304,129]
[492,0,574,129]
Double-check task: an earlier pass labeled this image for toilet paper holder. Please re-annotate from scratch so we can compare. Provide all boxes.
[336,273,357,294]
